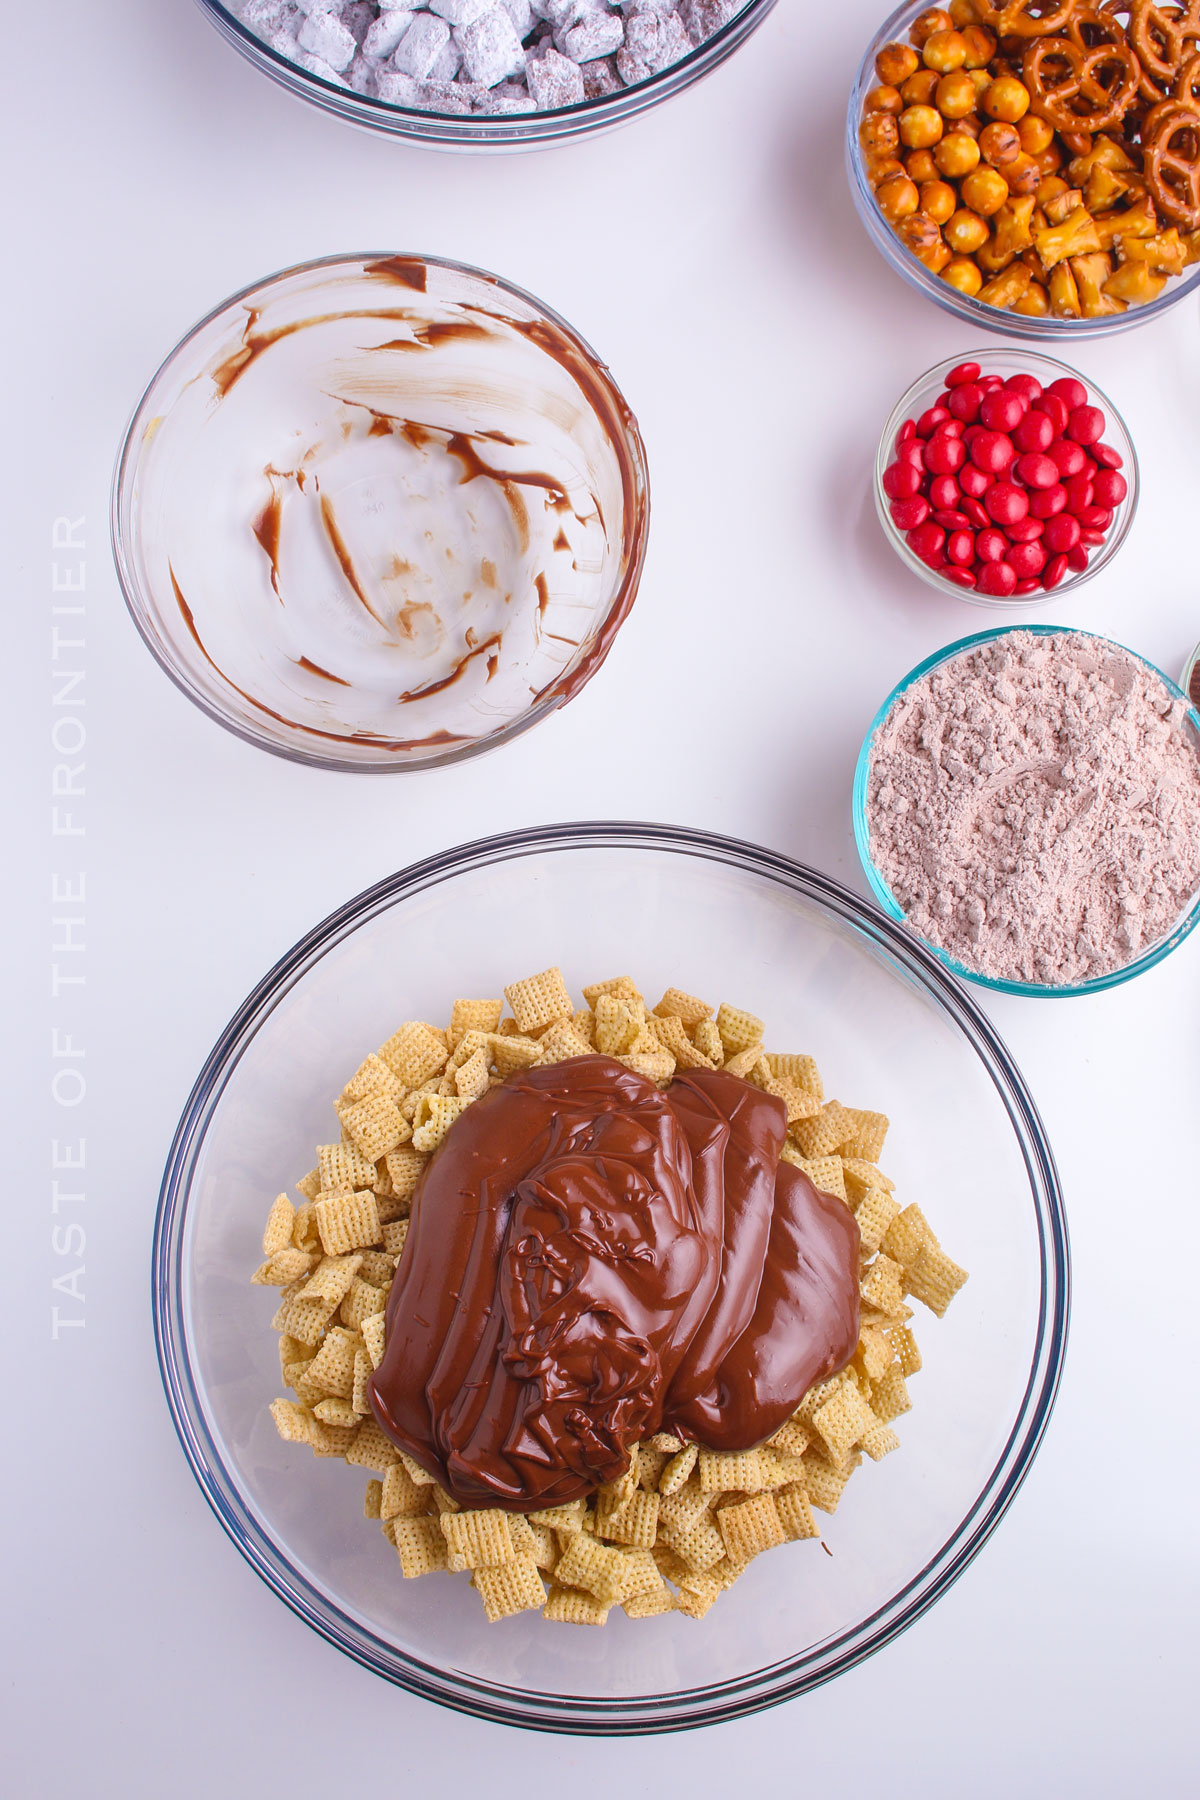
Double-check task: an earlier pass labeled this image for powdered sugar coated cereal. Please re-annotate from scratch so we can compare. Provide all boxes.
[230,0,737,113]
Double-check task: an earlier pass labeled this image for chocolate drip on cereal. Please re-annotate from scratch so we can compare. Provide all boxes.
[368,1056,860,1510]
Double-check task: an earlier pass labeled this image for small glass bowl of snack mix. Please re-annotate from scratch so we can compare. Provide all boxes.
[847,1,1200,335]
[875,348,1138,605]
[197,0,778,148]
[153,822,1068,1730]
[112,253,648,772]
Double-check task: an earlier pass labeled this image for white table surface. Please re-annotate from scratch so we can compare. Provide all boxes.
[7,1,1199,1791]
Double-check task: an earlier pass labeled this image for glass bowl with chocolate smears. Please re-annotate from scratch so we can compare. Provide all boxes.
[112,254,648,771]
[154,823,1067,1730]
[196,1,778,150]
[848,2,1200,337]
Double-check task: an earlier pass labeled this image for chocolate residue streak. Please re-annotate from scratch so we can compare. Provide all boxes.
[480,559,497,589]
[364,256,428,292]
[402,420,437,453]
[391,320,495,352]
[398,631,503,703]
[546,634,581,648]
[318,492,387,628]
[368,414,394,438]
[486,653,499,679]
[465,626,478,649]
[296,656,352,687]
[505,485,530,554]
[396,601,437,642]
[252,483,284,599]
[170,563,467,751]
[210,306,417,398]
[444,432,567,500]
[553,528,570,553]
[534,572,551,617]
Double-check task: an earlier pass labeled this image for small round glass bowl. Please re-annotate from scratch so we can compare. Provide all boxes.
[846,0,1200,339]
[853,626,1200,998]
[875,349,1138,611]
[195,1,777,150]
[111,252,648,773]
[154,822,1068,1731]
[1184,640,1200,711]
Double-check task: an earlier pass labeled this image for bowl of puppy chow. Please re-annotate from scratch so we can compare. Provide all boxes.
[847,1,1200,334]
[198,0,780,145]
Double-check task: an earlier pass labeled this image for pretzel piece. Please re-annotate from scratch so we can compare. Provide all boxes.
[1024,32,1142,127]
[1142,95,1200,222]
[970,0,1078,37]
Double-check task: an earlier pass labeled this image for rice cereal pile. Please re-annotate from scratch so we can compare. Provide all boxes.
[232,0,740,117]
[253,968,968,1624]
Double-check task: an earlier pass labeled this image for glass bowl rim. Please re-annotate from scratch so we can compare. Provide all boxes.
[853,626,1200,997]
[194,0,779,141]
[873,347,1140,608]
[844,0,1200,339]
[109,250,650,775]
[153,819,1070,1733]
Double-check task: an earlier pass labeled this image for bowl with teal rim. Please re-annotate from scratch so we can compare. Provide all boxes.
[853,624,1200,997]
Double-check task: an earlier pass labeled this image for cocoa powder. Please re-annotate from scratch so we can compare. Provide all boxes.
[866,631,1200,985]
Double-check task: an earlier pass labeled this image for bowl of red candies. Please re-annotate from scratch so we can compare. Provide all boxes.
[875,349,1138,606]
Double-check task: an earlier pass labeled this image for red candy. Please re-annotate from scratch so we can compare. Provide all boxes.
[887,364,1124,596]
[1044,513,1080,553]
[1016,452,1059,490]
[971,430,1015,474]
[980,388,1027,433]
[907,521,946,563]
[947,383,984,422]
[1029,483,1067,519]
[1013,409,1055,455]
[985,482,1029,526]
[977,561,1017,596]
[959,463,993,499]
[1033,392,1070,436]
[1067,405,1104,445]
[1048,440,1086,481]
[1008,541,1046,579]
[1093,469,1127,508]
[1065,472,1094,514]
[925,434,967,475]
[1047,376,1087,411]
[890,496,930,530]
[883,461,922,500]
